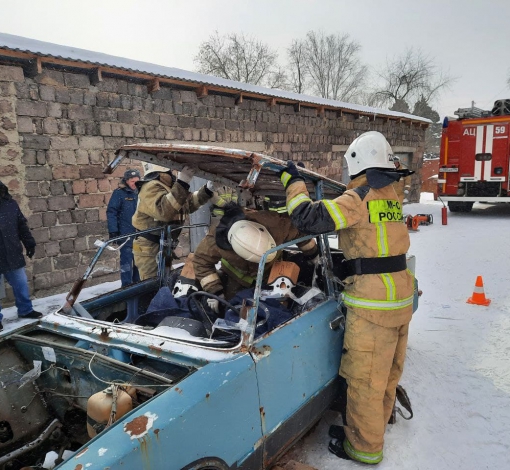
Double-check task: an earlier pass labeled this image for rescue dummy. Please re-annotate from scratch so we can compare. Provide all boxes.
[132,166,215,280]
[192,203,318,313]
[279,131,414,465]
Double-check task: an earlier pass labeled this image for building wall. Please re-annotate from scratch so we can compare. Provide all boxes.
[0,64,426,298]
[421,158,440,198]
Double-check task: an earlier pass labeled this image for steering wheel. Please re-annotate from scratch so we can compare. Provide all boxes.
[186,291,242,338]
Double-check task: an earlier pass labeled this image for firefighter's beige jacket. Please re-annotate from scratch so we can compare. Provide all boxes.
[193,209,317,295]
[132,178,211,231]
[286,175,414,327]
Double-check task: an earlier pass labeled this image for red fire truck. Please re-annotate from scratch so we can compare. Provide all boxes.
[438,99,510,212]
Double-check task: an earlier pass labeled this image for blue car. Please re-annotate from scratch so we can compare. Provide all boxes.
[0,145,400,469]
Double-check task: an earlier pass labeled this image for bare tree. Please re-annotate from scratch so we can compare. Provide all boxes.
[287,39,308,94]
[288,31,367,101]
[373,48,454,110]
[194,32,286,88]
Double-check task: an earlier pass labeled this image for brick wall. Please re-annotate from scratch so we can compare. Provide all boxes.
[0,63,426,299]
[421,158,440,198]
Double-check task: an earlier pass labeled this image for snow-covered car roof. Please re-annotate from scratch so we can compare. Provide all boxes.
[0,32,431,124]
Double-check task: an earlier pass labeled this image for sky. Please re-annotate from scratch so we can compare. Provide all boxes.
[3,195,510,468]
[1,0,510,119]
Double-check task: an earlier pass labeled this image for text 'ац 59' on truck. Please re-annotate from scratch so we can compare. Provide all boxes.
[438,98,510,212]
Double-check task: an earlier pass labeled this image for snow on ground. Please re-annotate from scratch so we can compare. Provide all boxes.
[286,194,510,469]
[2,194,510,469]
[0,281,120,332]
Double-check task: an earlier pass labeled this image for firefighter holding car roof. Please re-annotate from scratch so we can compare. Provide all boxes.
[279,131,414,465]
[132,165,215,280]
[192,203,318,313]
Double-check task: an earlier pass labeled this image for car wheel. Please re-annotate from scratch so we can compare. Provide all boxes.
[180,457,230,470]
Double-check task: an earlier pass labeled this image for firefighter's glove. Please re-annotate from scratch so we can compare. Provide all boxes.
[279,161,304,189]
[207,293,225,314]
[177,166,195,185]
[26,246,35,259]
[206,180,216,193]
[203,181,215,199]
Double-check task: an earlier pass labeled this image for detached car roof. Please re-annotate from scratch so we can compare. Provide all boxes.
[109,143,346,198]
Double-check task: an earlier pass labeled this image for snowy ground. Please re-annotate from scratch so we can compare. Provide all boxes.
[2,194,510,468]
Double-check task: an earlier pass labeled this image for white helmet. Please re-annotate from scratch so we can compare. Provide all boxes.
[344,131,395,177]
[143,163,170,176]
[228,220,277,263]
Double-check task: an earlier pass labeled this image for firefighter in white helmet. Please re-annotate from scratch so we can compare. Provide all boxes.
[132,165,218,280]
[280,131,414,465]
[393,156,412,203]
[192,203,318,313]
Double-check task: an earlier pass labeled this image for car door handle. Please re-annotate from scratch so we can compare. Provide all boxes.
[329,315,345,331]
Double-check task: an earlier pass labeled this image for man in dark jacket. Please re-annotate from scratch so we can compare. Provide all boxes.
[106,169,141,286]
[0,181,42,331]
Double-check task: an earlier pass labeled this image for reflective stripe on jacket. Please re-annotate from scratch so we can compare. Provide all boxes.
[285,174,413,327]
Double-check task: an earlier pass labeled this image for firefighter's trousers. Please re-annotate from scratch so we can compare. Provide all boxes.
[133,238,160,280]
[339,310,409,463]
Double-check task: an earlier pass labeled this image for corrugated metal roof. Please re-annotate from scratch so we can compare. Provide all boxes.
[0,32,431,124]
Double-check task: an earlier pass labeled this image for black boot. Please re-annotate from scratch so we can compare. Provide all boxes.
[329,438,379,465]
[0,320,3,331]
[328,424,346,441]
[21,310,43,319]
[328,438,354,461]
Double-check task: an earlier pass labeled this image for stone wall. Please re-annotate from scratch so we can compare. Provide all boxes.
[0,63,426,299]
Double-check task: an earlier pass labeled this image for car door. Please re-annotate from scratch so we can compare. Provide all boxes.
[250,297,344,467]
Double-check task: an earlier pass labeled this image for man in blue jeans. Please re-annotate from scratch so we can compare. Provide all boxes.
[0,181,42,331]
[106,169,141,286]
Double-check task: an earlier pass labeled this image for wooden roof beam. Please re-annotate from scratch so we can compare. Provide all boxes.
[196,85,208,98]
[148,78,160,94]
[267,97,277,107]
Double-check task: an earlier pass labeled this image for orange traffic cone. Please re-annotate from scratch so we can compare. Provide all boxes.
[467,276,491,306]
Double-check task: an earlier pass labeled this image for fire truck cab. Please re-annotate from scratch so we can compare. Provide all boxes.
[438,99,510,212]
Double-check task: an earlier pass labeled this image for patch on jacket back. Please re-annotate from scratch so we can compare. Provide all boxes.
[368,199,403,223]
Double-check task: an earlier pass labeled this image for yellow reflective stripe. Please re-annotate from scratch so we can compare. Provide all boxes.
[343,439,383,464]
[380,273,396,300]
[287,194,312,215]
[375,222,389,256]
[280,172,291,187]
[323,200,347,230]
[221,258,256,284]
[212,208,225,217]
[269,206,288,213]
[342,293,414,310]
